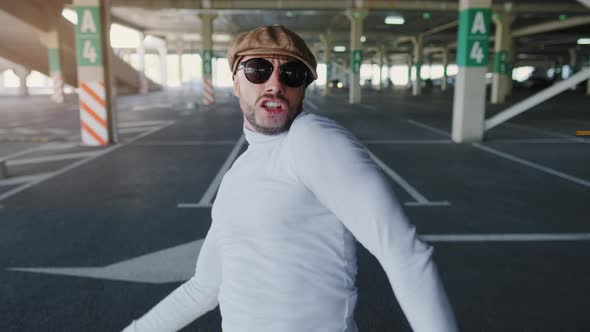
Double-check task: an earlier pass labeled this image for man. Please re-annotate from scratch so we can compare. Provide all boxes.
[124,25,458,332]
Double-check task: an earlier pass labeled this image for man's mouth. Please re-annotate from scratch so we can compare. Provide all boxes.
[260,99,286,114]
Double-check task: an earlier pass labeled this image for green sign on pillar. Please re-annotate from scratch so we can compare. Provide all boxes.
[202,49,213,75]
[48,48,61,72]
[457,8,491,67]
[493,50,510,74]
[351,50,363,74]
[75,6,103,67]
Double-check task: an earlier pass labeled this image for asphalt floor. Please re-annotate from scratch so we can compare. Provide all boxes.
[0,85,589,331]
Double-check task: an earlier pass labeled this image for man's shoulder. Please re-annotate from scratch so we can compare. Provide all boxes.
[289,112,344,139]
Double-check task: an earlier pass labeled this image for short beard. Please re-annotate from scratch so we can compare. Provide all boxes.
[242,93,303,135]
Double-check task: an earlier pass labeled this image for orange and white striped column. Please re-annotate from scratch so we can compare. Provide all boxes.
[74,0,116,146]
[200,13,216,106]
[79,81,108,145]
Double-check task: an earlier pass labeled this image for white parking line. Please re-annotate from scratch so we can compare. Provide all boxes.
[7,151,101,166]
[119,120,170,128]
[12,128,40,135]
[473,143,590,188]
[505,123,585,143]
[358,104,376,111]
[363,139,452,145]
[406,119,450,137]
[304,99,318,111]
[0,172,55,187]
[0,121,175,202]
[44,128,71,135]
[178,135,247,208]
[367,150,450,207]
[422,233,590,242]
[119,126,161,134]
[135,140,235,146]
[492,138,582,144]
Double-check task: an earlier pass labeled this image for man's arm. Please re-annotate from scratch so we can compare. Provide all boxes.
[123,222,222,332]
[288,115,458,332]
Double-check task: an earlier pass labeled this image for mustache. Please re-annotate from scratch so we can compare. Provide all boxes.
[256,94,290,107]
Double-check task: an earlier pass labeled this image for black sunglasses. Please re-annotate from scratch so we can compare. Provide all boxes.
[237,58,310,88]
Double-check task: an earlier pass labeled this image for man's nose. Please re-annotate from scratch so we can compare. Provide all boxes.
[264,67,285,95]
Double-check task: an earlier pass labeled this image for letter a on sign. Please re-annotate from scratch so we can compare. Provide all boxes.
[81,10,97,33]
[471,12,486,34]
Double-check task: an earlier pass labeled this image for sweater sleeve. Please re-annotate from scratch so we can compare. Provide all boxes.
[288,115,458,332]
[122,221,222,332]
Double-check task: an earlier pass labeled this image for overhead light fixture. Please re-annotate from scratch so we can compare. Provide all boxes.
[385,15,404,25]
[62,8,78,24]
[577,38,590,45]
[422,12,431,20]
[360,36,366,43]
[333,46,346,52]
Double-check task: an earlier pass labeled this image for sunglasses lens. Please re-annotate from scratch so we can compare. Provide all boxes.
[243,58,273,84]
[280,62,308,87]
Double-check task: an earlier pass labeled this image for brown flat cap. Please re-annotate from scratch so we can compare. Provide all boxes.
[228,25,317,82]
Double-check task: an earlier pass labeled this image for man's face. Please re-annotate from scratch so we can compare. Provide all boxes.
[233,55,306,135]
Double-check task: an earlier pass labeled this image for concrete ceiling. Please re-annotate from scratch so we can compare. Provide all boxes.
[96,1,590,65]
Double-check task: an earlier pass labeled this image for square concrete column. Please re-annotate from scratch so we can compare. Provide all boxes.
[176,37,184,87]
[441,47,449,92]
[347,9,367,104]
[407,53,413,89]
[321,32,333,96]
[74,0,117,145]
[200,13,216,105]
[137,31,147,94]
[452,0,491,143]
[491,8,512,104]
[377,45,385,91]
[41,25,64,103]
[412,34,423,96]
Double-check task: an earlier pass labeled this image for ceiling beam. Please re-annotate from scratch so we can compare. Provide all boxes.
[422,20,458,37]
[513,16,590,38]
[110,1,590,13]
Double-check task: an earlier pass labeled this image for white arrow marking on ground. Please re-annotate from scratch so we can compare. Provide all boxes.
[7,239,204,284]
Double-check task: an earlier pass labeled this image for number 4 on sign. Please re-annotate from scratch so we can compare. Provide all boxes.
[83,40,97,64]
[470,41,484,64]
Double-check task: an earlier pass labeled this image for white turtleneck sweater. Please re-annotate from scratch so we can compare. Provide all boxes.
[124,111,458,332]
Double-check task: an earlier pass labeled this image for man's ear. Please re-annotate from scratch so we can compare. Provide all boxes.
[232,76,240,97]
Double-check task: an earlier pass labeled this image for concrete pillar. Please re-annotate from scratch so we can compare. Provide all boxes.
[177,38,184,87]
[158,42,168,88]
[137,31,147,94]
[321,33,333,96]
[442,47,449,91]
[16,69,30,97]
[569,48,577,72]
[347,9,367,104]
[384,56,391,89]
[407,53,413,89]
[378,45,385,91]
[200,13,216,105]
[73,0,117,145]
[491,9,512,104]
[41,25,64,103]
[452,0,491,143]
[412,34,424,96]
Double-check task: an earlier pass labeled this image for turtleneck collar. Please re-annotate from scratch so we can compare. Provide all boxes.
[243,111,308,145]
